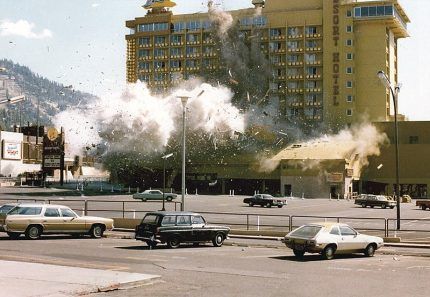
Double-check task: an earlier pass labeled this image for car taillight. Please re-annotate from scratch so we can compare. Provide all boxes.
[155,227,160,234]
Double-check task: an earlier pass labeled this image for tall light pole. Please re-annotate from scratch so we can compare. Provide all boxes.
[377,70,401,230]
[178,96,190,211]
[161,153,174,211]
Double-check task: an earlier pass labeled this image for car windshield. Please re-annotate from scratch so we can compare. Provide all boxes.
[8,206,42,215]
[142,214,160,224]
[290,225,322,238]
[0,205,16,214]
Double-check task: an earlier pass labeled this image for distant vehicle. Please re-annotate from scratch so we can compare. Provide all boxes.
[132,189,177,202]
[243,194,287,208]
[0,204,113,240]
[282,222,384,260]
[135,211,230,249]
[354,194,396,209]
[416,200,430,210]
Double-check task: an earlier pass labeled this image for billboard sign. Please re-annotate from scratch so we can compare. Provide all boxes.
[2,141,21,160]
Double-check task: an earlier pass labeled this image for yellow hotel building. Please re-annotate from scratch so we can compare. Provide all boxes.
[126,0,409,129]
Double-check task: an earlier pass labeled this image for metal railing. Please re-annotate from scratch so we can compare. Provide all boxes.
[2,197,429,238]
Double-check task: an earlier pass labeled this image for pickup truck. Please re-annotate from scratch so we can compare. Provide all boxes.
[416,200,430,210]
[355,194,396,209]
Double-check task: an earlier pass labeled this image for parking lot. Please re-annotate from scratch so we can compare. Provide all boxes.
[0,234,429,297]
[2,187,430,240]
[1,187,430,296]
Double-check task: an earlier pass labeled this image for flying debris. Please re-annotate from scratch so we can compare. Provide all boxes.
[209,180,218,187]
[377,164,383,170]
[246,92,250,102]
[278,131,288,136]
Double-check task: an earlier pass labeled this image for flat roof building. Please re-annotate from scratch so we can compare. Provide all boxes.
[126,0,410,130]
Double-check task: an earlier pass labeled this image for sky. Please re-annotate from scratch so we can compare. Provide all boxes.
[0,0,428,120]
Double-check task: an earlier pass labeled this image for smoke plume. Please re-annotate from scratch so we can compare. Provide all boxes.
[53,80,245,156]
[259,122,389,173]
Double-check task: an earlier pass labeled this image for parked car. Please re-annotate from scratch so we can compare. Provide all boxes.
[282,222,384,260]
[0,203,114,240]
[243,194,287,208]
[0,203,18,214]
[132,189,177,202]
[135,211,230,248]
[354,194,396,209]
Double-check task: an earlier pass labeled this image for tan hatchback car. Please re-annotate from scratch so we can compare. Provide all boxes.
[0,203,114,240]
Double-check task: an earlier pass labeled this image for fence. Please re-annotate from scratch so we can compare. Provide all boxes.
[1,197,429,238]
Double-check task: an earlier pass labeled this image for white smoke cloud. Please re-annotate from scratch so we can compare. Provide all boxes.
[0,19,52,39]
[207,0,233,39]
[53,80,245,156]
[259,122,388,173]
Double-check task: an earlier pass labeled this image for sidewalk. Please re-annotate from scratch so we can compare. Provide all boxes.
[0,260,160,297]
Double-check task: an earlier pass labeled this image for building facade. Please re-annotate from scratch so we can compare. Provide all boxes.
[126,0,409,129]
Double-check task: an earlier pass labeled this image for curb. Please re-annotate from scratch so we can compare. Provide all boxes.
[105,231,430,250]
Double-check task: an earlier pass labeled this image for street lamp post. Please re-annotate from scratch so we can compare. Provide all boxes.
[161,153,174,211]
[377,70,401,230]
[178,96,190,211]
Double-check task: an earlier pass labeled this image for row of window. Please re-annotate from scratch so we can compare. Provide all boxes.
[138,59,217,70]
[172,20,212,32]
[354,5,394,18]
[239,16,268,27]
[270,26,320,37]
[137,22,169,32]
[138,47,216,57]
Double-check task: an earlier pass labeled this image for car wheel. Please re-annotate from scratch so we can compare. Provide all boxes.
[322,245,336,260]
[381,204,387,209]
[249,202,254,207]
[167,237,180,249]
[25,225,42,240]
[277,205,283,208]
[7,232,20,239]
[361,204,366,208]
[89,224,104,238]
[422,205,427,210]
[212,233,224,247]
[166,196,173,202]
[266,202,272,208]
[390,206,395,209]
[293,249,305,258]
[370,205,374,208]
[364,244,376,257]
[141,198,147,202]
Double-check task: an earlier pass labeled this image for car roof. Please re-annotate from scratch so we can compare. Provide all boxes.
[9,203,70,208]
[307,222,350,229]
[146,211,201,216]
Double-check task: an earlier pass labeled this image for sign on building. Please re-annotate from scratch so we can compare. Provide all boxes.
[42,127,64,170]
[2,141,22,160]
[327,172,344,183]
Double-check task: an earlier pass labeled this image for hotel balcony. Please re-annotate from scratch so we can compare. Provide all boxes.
[288,48,304,53]
[305,88,322,93]
[170,42,184,46]
[287,89,304,94]
[287,62,303,67]
[306,74,322,79]
[155,43,169,47]
[186,53,201,58]
[305,61,322,66]
[287,75,303,80]
[305,47,322,52]
[139,44,153,48]
[305,33,322,39]
[270,35,286,40]
[287,34,303,39]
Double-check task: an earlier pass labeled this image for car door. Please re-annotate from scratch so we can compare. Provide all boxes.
[149,190,162,200]
[176,215,192,241]
[60,207,87,232]
[191,215,209,241]
[43,207,63,232]
[339,226,362,252]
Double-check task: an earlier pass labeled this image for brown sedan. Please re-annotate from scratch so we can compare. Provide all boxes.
[0,203,114,240]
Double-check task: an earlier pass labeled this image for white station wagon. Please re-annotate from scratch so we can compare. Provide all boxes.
[282,222,384,260]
